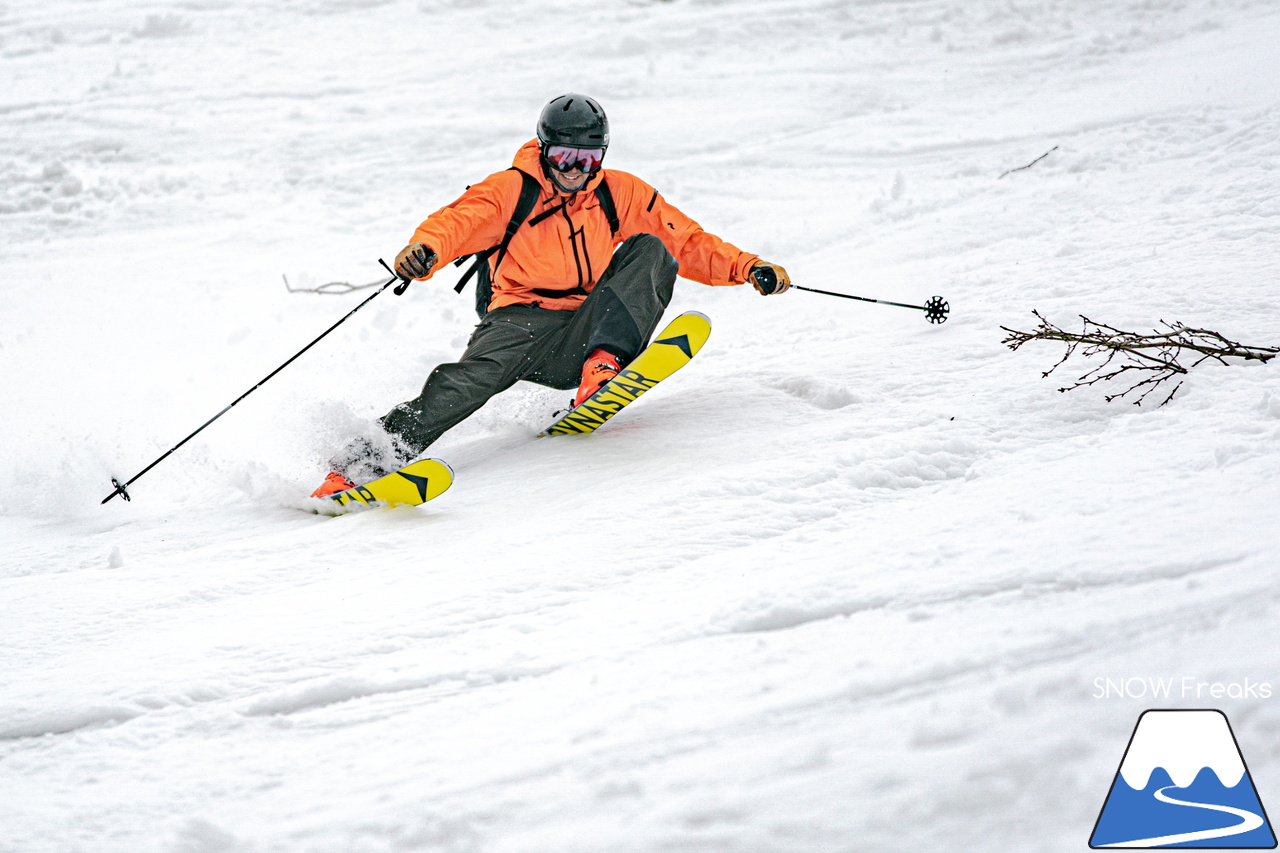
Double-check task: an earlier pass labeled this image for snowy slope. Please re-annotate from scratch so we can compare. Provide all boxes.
[3,1,1279,851]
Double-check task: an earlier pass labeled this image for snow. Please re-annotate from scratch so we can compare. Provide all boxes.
[3,0,1279,850]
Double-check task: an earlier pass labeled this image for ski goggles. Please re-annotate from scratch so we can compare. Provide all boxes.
[543,145,605,174]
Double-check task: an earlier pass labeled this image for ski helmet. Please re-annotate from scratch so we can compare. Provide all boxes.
[537,93,609,150]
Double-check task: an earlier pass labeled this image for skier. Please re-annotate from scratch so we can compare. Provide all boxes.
[312,93,791,497]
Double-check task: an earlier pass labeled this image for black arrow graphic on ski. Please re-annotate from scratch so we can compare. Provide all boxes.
[655,334,692,358]
[397,471,431,503]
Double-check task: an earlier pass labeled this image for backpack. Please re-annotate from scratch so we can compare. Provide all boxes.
[451,168,620,318]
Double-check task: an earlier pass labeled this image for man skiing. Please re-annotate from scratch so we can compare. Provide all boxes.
[312,93,791,498]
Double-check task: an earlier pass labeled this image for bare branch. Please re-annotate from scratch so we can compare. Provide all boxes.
[999,146,1059,179]
[1000,312,1278,406]
[283,274,383,295]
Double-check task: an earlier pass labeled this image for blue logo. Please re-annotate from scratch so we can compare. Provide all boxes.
[1091,709,1276,848]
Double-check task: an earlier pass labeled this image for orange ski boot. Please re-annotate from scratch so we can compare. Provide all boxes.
[573,348,621,407]
[310,471,355,498]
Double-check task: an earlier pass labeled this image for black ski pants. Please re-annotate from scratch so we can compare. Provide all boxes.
[377,233,678,458]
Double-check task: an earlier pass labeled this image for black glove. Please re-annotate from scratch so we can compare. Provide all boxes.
[394,243,437,281]
[750,261,791,296]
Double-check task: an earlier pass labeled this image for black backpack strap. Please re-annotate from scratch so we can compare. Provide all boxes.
[528,199,568,227]
[495,170,541,274]
[453,169,541,294]
[594,177,619,235]
[526,177,618,231]
[452,248,493,294]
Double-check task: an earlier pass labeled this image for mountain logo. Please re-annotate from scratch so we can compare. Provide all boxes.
[1090,709,1276,848]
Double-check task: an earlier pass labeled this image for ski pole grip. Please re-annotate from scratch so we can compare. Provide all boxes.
[381,249,437,295]
[752,265,778,295]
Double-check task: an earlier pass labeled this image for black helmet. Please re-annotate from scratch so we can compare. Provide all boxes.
[537,93,609,150]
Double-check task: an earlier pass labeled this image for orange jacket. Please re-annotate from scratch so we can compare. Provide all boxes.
[408,140,760,311]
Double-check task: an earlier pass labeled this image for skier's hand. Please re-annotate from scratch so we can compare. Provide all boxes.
[394,243,438,281]
[750,261,791,296]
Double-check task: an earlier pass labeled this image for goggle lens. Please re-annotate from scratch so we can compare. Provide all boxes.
[544,145,605,173]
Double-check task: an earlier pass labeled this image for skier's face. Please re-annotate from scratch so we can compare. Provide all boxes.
[554,167,589,192]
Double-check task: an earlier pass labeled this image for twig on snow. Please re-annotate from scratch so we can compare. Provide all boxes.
[1000,311,1279,406]
[283,274,383,295]
[999,145,1059,179]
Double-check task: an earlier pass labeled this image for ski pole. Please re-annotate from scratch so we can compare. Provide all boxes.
[101,258,415,505]
[751,266,949,324]
[792,285,950,324]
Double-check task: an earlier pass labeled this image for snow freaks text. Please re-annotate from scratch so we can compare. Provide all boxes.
[1092,677,1274,701]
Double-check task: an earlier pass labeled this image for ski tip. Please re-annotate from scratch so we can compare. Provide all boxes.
[425,456,455,479]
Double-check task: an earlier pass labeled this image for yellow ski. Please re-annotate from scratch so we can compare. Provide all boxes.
[313,457,454,515]
[542,311,711,437]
